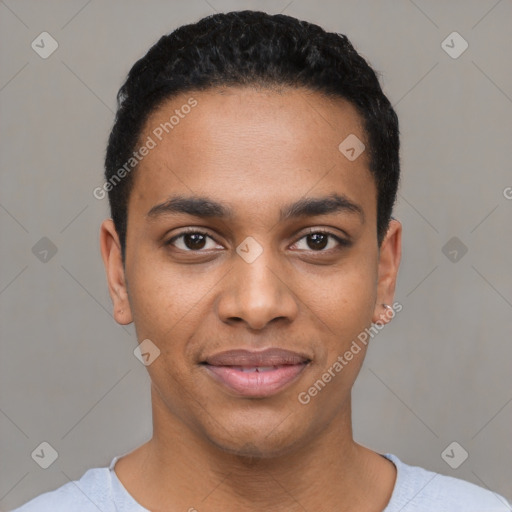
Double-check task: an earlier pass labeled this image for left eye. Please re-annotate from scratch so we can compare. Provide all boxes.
[292,231,346,252]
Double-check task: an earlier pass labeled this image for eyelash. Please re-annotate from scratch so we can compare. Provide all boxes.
[165,228,350,253]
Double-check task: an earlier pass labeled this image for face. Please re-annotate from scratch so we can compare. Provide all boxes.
[101,86,401,458]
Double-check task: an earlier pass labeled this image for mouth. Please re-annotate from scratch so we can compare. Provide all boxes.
[200,348,312,398]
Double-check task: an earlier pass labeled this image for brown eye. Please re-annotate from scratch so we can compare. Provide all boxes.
[166,231,222,251]
[291,230,349,252]
[182,233,207,250]
[306,233,329,250]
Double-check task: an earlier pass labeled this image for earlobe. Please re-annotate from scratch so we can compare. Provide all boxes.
[373,303,395,326]
[372,219,402,324]
[99,219,133,325]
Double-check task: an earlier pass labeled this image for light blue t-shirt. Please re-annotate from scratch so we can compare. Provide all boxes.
[10,453,512,511]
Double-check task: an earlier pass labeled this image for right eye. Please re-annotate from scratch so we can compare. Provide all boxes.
[165,230,224,252]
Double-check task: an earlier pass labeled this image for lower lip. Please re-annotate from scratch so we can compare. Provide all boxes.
[203,364,308,397]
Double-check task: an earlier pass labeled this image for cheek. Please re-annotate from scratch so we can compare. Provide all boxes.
[127,273,197,388]
[129,253,194,312]
[126,265,188,342]
[315,254,378,338]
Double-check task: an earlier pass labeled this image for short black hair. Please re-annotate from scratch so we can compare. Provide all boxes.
[104,10,400,260]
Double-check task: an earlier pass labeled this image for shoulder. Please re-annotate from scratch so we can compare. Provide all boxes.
[384,453,512,512]
[9,466,114,512]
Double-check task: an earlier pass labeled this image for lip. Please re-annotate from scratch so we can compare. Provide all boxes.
[201,348,311,398]
[203,348,310,367]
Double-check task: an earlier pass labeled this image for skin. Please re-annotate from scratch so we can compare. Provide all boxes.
[100,86,402,512]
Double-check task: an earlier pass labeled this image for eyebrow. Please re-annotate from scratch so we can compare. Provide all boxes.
[146,193,365,223]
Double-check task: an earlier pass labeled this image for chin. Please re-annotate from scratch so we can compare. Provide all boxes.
[217,438,296,461]
[202,419,308,461]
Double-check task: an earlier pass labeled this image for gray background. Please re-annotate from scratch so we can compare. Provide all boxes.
[1,0,511,509]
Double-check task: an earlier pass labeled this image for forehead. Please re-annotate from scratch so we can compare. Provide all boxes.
[129,86,375,221]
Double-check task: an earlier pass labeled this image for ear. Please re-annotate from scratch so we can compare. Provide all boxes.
[99,219,133,325]
[372,219,402,325]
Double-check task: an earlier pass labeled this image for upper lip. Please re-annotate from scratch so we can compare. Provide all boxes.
[202,348,311,367]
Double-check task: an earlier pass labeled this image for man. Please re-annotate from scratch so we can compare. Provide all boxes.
[12,10,511,512]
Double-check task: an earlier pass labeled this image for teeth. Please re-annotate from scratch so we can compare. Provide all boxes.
[239,367,258,373]
[234,366,278,372]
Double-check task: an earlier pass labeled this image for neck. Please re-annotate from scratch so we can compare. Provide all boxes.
[114,388,396,512]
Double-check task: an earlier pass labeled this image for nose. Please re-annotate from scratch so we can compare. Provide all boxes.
[216,246,299,330]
